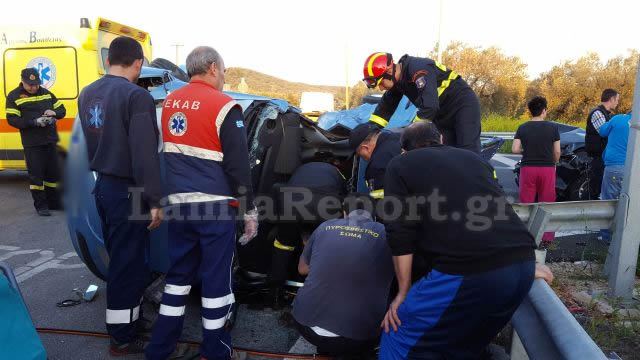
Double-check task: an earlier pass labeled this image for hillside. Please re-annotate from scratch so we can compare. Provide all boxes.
[225,67,349,108]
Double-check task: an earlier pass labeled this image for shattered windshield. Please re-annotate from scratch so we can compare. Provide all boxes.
[248,104,280,169]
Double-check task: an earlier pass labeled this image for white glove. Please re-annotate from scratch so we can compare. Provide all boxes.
[34,116,55,127]
[238,209,259,246]
[34,117,49,127]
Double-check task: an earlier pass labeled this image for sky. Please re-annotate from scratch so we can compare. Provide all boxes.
[1,0,638,86]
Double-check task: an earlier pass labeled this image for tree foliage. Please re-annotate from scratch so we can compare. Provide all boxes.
[437,42,529,118]
[527,51,638,122]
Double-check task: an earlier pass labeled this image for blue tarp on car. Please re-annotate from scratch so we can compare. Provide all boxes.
[318,96,417,131]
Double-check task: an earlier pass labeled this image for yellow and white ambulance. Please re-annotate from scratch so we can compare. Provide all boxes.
[0,17,152,170]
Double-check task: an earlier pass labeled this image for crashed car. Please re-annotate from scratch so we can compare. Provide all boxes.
[66,71,504,284]
[514,122,596,201]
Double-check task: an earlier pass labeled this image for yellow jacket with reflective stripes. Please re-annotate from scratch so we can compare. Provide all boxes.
[369,55,468,129]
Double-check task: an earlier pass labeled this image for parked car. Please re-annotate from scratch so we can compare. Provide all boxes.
[513,122,596,201]
[66,70,505,285]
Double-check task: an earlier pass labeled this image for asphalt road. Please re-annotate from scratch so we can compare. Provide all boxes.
[0,154,600,359]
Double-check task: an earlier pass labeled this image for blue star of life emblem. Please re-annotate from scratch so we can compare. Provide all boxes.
[89,105,103,128]
[169,112,188,136]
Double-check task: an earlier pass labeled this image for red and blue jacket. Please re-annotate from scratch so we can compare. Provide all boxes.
[161,79,254,209]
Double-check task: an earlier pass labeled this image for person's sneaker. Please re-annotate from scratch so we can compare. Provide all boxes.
[109,337,146,356]
[37,209,51,217]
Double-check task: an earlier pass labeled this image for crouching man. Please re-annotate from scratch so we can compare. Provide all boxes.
[380,122,550,359]
[292,197,394,358]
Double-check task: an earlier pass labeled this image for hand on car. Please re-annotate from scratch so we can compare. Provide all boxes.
[535,263,554,284]
[148,207,163,230]
[381,292,406,333]
[238,209,259,245]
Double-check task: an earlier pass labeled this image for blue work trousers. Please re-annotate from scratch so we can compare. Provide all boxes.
[94,174,151,344]
[146,202,236,360]
[379,261,534,359]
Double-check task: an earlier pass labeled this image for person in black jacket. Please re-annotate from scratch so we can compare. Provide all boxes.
[378,122,552,359]
[78,37,163,356]
[5,68,66,215]
[585,89,619,199]
[362,52,481,153]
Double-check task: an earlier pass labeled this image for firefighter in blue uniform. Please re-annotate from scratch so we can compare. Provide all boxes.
[145,46,258,360]
[5,68,66,216]
[349,123,401,201]
[267,161,347,308]
[363,52,481,153]
[78,37,163,356]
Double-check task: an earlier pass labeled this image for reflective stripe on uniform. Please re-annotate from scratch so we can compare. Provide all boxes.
[202,314,229,330]
[369,114,388,128]
[159,304,186,317]
[437,70,459,97]
[53,100,63,109]
[164,284,192,296]
[370,189,384,199]
[202,294,235,309]
[164,142,224,161]
[14,94,52,106]
[412,115,428,123]
[43,181,58,188]
[30,185,45,191]
[215,100,240,138]
[6,108,21,116]
[106,305,140,324]
[493,170,498,179]
[273,239,295,252]
[167,192,235,204]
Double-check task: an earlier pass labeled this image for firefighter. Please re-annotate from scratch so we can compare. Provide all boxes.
[362,52,481,153]
[267,161,346,308]
[5,68,66,216]
[145,46,258,360]
[349,123,401,200]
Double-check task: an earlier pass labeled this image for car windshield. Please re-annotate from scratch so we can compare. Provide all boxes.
[248,104,279,170]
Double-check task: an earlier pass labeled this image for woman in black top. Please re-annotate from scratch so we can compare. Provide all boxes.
[512,96,560,244]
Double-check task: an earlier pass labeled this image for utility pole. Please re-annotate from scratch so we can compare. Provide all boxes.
[345,44,350,110]
[607,58,640,302]
[436,0,444,62]
[171,43,184,65]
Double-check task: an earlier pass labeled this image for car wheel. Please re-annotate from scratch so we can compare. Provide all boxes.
[567,171,596,201]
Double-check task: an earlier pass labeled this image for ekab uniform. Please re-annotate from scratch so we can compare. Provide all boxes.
[145,80,254,360]
[5,84,66,211]
[368,54,481,153]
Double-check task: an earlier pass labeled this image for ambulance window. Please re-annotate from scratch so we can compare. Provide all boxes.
[101,48,109,69]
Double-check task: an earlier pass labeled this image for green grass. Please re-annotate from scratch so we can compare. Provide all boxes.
[481,114,527,132]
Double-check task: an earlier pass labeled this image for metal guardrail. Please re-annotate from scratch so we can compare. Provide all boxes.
[512,200,617,233]
[509,200,618,359]
[482,131,515,140]
[512,280,608,360]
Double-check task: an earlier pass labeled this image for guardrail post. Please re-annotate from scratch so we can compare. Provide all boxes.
[527,205,551,247]
[607,59,640,301]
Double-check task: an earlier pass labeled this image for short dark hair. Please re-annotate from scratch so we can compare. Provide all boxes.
[527,96,547,117]
[400,122,441,151]
[108,36,144,67]
[601,89,619,103]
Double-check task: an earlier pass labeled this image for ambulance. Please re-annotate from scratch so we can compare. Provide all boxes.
[0,17,152,170]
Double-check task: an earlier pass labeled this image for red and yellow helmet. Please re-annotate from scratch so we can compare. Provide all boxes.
[363,52,393,89]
